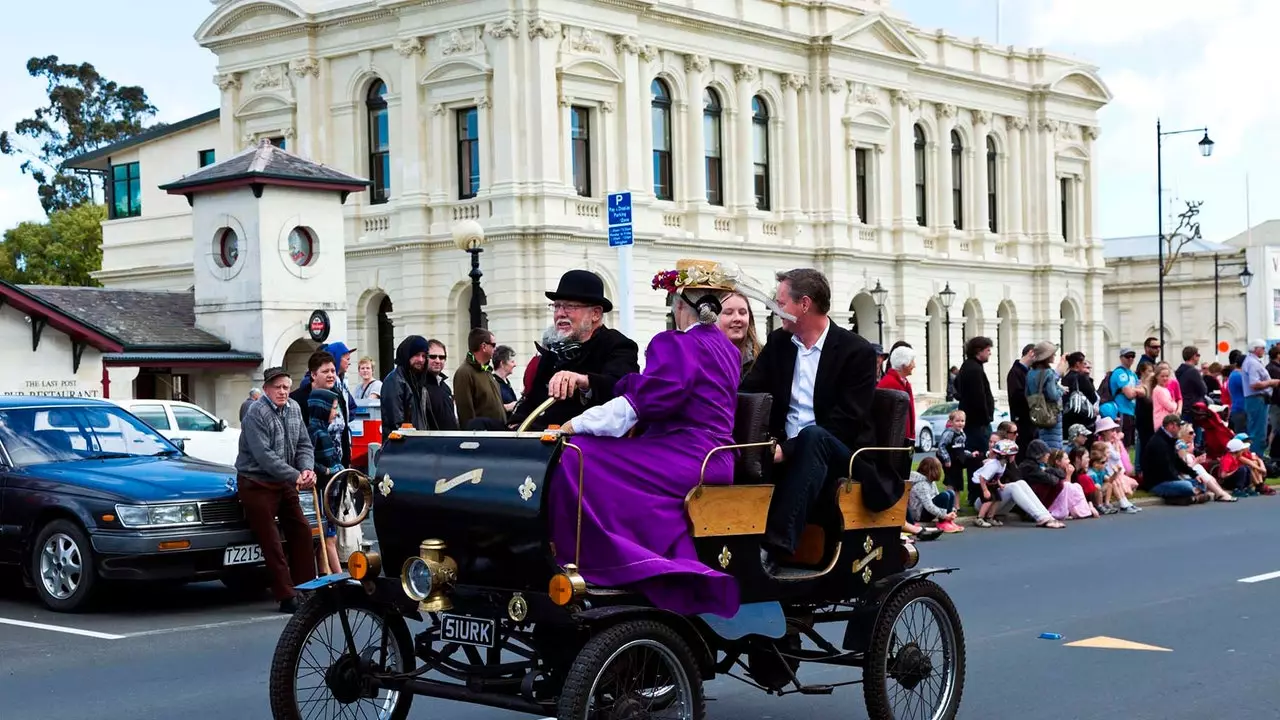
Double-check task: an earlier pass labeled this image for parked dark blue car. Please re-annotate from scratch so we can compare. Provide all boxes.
[0,396,318,611]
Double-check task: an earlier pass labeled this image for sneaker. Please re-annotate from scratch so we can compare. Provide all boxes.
[1102,505,1119,515]
[973,517,993,528]
[1260,485,1276,496]
[1121,505,1140,514]
[937,520,964,533]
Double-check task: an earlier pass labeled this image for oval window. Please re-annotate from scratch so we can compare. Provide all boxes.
[288,227,315,266]
[217,228,239,268]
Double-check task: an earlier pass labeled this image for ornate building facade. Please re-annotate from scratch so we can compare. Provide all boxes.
[69,0,1112,404]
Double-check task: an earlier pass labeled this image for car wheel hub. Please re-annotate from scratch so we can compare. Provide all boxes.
[889,642,933,691]
[39,533,82,600]
[324,654,366,704]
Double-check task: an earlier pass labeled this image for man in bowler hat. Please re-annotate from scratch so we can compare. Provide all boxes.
[509,270,640,431]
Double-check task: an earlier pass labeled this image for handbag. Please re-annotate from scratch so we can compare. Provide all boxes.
[335,480,365,559]
[1028,370,1062,429]
[1064,374,1097,421]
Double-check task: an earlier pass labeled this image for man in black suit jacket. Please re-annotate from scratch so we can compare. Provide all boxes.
[509,270,640,431]
[1006,343,1035,460]
[741,268,901,558]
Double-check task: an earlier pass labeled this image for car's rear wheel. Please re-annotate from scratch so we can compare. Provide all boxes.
[863,579,965,720]
[916,427,935,453]
[30,519,98,613]
[557,620,704,720]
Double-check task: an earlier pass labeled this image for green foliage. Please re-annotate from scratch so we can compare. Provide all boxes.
[0,203,106,286]
[0,56,159,214]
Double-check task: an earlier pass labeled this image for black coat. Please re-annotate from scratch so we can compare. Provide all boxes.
[1176,362,1209,411]
[956,358,995,426]
[1006,361,1029,424]
[1140,429,1194,491]
[508,326,639,431]
[741,323,902,511]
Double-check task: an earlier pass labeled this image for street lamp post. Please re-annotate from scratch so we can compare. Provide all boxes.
[871,279,889,345]
[452,219,488,329]
[939,282,957,371]
[1213,253,1253,359]
[1156,119,1214,360]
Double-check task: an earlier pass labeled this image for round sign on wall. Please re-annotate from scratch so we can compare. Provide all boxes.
[308,310,331,343]
[1218,341,1230,353]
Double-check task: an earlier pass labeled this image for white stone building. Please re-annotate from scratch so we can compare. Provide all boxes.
[63,0,1113,415]
[1102,220,1280,365]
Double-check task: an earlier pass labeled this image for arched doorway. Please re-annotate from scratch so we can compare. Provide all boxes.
[997,301,1016,389]
[925,298,943,393]
[377,295,395,380]
[848,292,879,343]
[1060,298,1079,354]
[283,337,318,381]
[962,299,983,346]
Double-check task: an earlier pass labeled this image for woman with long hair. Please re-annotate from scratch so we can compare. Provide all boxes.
[717,292,762,379]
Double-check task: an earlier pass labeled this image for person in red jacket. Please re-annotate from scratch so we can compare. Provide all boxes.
[877,343,918,444]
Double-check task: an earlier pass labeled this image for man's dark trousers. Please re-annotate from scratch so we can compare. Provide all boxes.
[765,426,850,555]
[237,476,317,601]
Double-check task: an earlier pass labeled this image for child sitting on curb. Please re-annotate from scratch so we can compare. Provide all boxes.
[972,440,1019,528]
[1068,446,1104,512]
[1231,433,1276,496]
[937,410,980,495]
[1176,422,1236,502]
[1047,448,1097,519]
[908,457,964,534]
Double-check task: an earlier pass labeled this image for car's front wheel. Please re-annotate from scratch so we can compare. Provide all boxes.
[30,519,99,613]
[917,427,935,453]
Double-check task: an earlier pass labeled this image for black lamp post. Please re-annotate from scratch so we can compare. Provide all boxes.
[871,279,889,345]
[1213,253,1253,358]
[939,282,957,371]
[1156,120,1214,360]
[453,220,488,329]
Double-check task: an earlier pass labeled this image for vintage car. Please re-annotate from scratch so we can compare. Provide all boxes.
[0,396,321,611]
[267,389,965,720]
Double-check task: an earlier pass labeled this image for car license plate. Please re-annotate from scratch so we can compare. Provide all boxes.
[223,543,264,566]
[440,614,496,649]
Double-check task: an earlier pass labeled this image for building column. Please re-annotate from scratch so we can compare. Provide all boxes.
[684,54,709,207]
[972,110,991,233]
[616,35,648,195]
[288,58,320,159]
[847,135,860,223]
[1083,125,1101,246]
[214,73,241,156]
[819,76,848,226]
[1005,116,1026,237]
[638,47,656,200]
[428,103,449,203]
[485,19,520,193]
[476,95,493,197]
[601,102,618,194]
[890,91,918,227]
[734,64,758,212]
[782,74,807,218]
[1036,117,1060,243]
[527,16,562,191]
[935,103,957,232]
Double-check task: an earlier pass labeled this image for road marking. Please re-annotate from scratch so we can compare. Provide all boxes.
[121,615,289,638]
[0,617,126,641]
[1064,636,1171,652]
[1238,570,1280,584]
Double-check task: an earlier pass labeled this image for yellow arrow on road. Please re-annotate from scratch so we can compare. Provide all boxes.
[1063,636,1172,652]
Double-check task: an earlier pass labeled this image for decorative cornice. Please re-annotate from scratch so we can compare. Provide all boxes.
[849,81,879,105]
[684,54,710,73]
[1005,115,1028,131]
[528,17,559,40]
[734,64,757,82]
[971,109,992,126]
[614,33,642,55]
[289,57,320,78]
[1038,117,1060,133]
[638,44,658,62]
[214,73,241,91]
[783,73,809,91]
[485,17,519,39]
[393,36,425,57]
[601,100,615,113]
[937,103,957,119]
[818,76,843,94]
[890,89,919,111]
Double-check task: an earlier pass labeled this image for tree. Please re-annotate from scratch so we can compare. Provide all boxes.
[0,203,106,286]
[0,56,159,214]
[1160,200,1203,277]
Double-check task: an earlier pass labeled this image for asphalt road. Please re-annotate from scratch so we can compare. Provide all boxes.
[2,498,1279,719]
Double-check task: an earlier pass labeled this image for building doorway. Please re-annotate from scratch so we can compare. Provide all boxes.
[377,295,395,380]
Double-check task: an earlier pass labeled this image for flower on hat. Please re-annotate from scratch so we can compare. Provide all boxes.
[650,265,729,293]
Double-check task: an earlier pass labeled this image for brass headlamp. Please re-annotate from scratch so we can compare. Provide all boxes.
[400,538,458,612]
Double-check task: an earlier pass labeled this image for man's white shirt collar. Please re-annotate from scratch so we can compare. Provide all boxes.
[791,318,830,354]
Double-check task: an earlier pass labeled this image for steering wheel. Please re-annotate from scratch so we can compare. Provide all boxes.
[321,467,375,528]
[516,397,558,433]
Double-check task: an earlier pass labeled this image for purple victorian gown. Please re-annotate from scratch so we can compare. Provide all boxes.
[547,322,742,617]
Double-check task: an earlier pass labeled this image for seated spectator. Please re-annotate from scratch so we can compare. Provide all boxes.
[1087,444,1123,515]
[1175,423,1236,502]
[1018,439,1063,508]
[1094,417,1140,501]
[1065,423,1092,449]
[1047,449,1096,519]
[1139,414,1205,501]
[1068,446,1103,514]
[1229,433,1275,496]
[1218,438,1256,497]
[973,440,1065,529]
[907,457,963,534]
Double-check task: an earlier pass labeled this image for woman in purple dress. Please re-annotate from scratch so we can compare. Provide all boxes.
[549,259,785,618]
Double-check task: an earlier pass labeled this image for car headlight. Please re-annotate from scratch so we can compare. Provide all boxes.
[114,503,201,528]
[401,557,433,600]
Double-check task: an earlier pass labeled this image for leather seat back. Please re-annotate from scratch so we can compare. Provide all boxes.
[870,388,912,480]
[732,393,773,484]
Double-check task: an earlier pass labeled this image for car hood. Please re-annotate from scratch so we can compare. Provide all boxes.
[19,456,237,503]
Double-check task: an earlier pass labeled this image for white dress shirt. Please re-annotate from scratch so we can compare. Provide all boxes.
[784,320,830,440]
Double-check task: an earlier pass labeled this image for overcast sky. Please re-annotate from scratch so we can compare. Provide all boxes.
[0,0,1270,245]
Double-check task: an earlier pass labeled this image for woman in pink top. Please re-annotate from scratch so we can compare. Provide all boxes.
[1149,362,1179,430]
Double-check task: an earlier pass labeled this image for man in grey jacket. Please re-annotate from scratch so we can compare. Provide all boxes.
[235,366,317,613]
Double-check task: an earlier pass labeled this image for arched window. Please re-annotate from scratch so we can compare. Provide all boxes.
[751,96,770,211]
[651,79,673,201]
[913,124,927,227]
[950,129,963,230]
[703,88,723,205]
[986,135,998,233]
[367,80,390,204]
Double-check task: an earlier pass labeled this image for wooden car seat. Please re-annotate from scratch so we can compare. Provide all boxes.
[685,393,776,538]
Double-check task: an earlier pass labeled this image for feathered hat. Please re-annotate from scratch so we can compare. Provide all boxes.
[651,259,796,321]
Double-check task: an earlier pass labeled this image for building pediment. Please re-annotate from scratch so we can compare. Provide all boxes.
[236,91,297,118]
[558,58,624,85]
[420,59,491,86]
[197,0,308,44]
[828,13,926,64]
[1041,69,1112,104]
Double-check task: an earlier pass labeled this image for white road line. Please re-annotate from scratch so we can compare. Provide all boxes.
[0,617,126,640]
[121,615,289,638]
[1238,570,1280,584]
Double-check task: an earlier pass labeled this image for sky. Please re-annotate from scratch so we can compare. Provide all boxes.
[0,0,1272,246]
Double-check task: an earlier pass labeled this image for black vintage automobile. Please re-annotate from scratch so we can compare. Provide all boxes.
[268,389,965,720]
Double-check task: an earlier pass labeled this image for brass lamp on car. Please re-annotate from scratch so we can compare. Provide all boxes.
[548,563,588,607]
[400,539,457,612]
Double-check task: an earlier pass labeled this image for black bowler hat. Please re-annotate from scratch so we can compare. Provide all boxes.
[546,269,613,313]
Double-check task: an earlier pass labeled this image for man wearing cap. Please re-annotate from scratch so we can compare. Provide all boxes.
[235,367,317,613]
[509,270,640,431]
[1239,339,1280,456]
[1138,414,1201,501]
[1109,348,1143,448]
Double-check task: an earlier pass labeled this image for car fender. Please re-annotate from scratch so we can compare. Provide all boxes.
[295,573,424,620]
[840,567,958,653]
[574,604,717,677]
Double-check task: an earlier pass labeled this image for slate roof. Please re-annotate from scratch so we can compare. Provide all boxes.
[19,286,231,351]
[159,139,370,193]
[1102,234,1231,260]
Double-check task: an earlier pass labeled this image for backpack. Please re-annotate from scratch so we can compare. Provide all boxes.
[1097,369,1116,404]
[1064,373,1097,421]
[1027,370,1061,429]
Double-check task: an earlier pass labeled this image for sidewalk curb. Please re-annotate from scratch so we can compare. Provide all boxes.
[950,494,1164,528]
